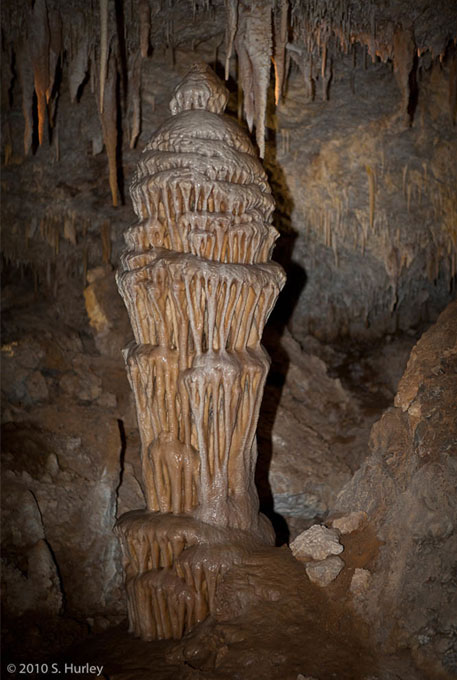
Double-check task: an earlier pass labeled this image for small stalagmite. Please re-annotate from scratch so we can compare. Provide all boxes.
[115,63,285,640]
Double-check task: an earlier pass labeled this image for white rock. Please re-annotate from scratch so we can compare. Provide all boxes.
[331,511,368,534]
[350,567,371,594]
[290,524,343,561]
[305,556,345,586]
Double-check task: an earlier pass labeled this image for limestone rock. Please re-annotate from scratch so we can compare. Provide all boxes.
[395,301,457,412]
[1,417,124,620]
[60,357,102,402]
[1,337,48,406]
[333,300,457,678]
[305,556,345,587]
[25,371,49,403]
[331,511,368,534]
[275,59,456,343]
[260,330,366,530]
[0,308,135,633]
[290,524,343,562]
[84,265,132,358]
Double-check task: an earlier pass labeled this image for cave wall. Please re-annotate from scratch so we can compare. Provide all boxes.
[273,48,456,340]
[333,300,457,678]
[1,0,457,668]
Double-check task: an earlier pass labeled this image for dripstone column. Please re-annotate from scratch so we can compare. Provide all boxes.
[115,63,285,640]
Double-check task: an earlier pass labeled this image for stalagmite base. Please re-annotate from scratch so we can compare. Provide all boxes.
[115,63,285,640]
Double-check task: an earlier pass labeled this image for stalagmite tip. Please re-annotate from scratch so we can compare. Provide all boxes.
[169,63,229,116]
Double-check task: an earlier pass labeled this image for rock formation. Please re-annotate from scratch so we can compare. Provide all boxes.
[115,63,285,640]
[333,300,457,677]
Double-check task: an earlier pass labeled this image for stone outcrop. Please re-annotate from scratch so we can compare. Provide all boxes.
[0,305,132,656]
[334,300,457,678]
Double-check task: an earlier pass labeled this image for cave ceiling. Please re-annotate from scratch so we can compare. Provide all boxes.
[1,0,456,337]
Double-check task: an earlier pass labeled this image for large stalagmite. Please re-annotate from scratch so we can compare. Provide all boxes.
[115,63,285,640]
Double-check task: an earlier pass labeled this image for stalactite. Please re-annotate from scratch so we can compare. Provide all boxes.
[402,164,408,197]
[321,52,332,100]
[286,43,313,100]
[69,12,90,103]
[139,0,151,59]
[99,0,109,114]
[101,221,112,263]
[46,9,63,112]
[235,0,273,158]
[279,127,290,156]
[99,53,119,207]
[449,47,457,126]
[369,7,376,63]
[64,214,77,246]
[224,0,238,80]
[28,0,50,146]
[273,0,289,105]
[2,0,456,300]
[16,40,35,155]
[393,24,415,124]
[321,38,327,79]
[129,50,142,149]
[366,165,376,231]
[40,213,60,255]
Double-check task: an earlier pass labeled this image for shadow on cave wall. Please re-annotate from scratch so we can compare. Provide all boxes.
[255,126,307,546]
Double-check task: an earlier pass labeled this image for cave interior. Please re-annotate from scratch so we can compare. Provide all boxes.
[1,1,457,679]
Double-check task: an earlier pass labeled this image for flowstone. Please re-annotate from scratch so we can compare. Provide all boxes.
[115,64,285,640]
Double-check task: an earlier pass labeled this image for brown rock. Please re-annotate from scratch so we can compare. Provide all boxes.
[290,525,343,562]
[84,266,132,358]
[263,331,362,526]
[334,301,457,678]
[305,556,345,587]
[395,301,457,412]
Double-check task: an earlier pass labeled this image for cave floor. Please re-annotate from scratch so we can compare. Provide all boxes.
[40,528,424,680]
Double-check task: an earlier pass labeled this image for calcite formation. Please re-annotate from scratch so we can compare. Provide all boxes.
[115,63,285,640]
